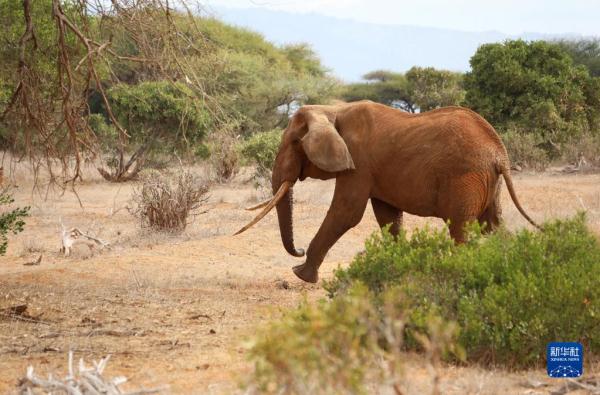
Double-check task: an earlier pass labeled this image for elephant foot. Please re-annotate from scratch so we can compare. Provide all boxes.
[292,263,319,283]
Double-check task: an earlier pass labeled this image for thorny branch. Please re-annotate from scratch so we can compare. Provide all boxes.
[1,0,222,190]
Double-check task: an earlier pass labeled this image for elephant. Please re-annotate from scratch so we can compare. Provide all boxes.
[236,101,539,283]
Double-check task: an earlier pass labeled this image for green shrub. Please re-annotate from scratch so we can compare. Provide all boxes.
[107,81,211,152]
[247,284,382,394]
[240,129,282,179]
[464,40,599,143]
[325,215,600,367]
[0,190,29,255]
[247,283,463,394]
[501,129,549,170]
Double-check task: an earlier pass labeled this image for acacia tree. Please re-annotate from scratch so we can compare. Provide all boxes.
[0,0,220,185]
[405,67,464,112]
[341,70,415,112]
[1,1,337,186]
[341,67,464,113]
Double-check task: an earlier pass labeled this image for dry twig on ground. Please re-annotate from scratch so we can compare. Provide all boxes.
[18,351,167,394]
[60,219,110,257]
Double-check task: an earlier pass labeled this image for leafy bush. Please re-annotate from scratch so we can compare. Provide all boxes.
[0,190,29,255]
[464,40,600,144]
[107,81,211,152]
[240,129,282,180]
[95,81,213,182]
[128,169,209,233]
[325,215,600,367]
[247,283,463,394]
[501,129,549,170]
[248,285,382,394]
[556,38,600,77]
[199,18,338,136]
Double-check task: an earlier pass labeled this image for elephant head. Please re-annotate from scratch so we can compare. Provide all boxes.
[235,106,355,257]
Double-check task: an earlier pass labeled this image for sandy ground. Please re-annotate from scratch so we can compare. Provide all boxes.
[1,165,599,394]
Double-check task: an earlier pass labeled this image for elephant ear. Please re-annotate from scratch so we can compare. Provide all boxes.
[301,110,355,173]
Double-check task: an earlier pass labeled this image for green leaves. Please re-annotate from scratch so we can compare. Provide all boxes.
[240,129,282,180]
[341,67,464,113]
[248,285,382,394]
[326,214,600,367]
[464,40,599,144]
[105,81,210,152]
[199,18,337,135]
[0,192,29,256]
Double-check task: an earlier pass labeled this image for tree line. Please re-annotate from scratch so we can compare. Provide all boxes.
[1,0,600,184]
[342,39,600,168]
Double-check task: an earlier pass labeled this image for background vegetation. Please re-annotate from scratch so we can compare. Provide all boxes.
[0,0,337,185]
[342,39,600,170]
[1,1,599,181]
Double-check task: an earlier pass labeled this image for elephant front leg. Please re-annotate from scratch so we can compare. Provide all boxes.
[293,181,370,283]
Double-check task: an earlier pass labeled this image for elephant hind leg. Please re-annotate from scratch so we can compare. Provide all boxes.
[371,198,403,236]
[448,220,470,244]
[440,173,487,243]
[478,179,503,234]
[478,204,502,234]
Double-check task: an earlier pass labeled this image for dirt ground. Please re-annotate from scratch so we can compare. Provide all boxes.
[1,165,599,394]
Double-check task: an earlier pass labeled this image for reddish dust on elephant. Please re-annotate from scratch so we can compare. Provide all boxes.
[237,101,540,283]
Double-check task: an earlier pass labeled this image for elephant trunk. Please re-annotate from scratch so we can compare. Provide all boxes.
[274,178,305,258]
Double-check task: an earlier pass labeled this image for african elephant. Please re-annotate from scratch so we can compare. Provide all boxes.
[236,101,539,283]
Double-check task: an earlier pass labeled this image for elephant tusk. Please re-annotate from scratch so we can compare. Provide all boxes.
[234,181,292,235]
[245,198,272,211]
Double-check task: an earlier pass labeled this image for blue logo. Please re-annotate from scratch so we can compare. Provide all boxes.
[547,342,583,378]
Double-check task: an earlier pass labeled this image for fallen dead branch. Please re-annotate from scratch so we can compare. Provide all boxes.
[0,304,50,325]
[561,155,590,174]
[23,254,43,266]
[60,220,110,257]
[86,328,148,338]
[0,305,28,316]
[18,351,167,394]
[188,313,212,321]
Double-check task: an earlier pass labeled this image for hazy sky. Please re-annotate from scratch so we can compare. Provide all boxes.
[204,0,600,35]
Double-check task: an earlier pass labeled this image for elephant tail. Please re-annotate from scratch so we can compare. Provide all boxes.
[498,164,543,230]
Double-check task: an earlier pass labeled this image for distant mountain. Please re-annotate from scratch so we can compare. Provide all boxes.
[211,7,578,82]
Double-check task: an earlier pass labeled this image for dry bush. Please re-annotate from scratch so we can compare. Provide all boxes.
[208,133,240,183]
[19,237,45,257]
[561,133,600,168]
[501,130,549,171]
[128,169,209,233]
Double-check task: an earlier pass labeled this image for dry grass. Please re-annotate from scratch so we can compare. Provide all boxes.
[208,133,241,183]
[1,162,600,393]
